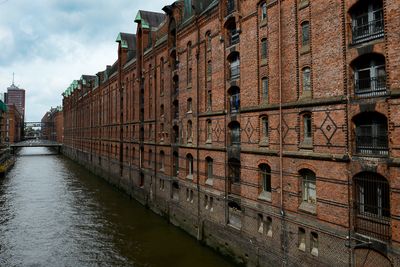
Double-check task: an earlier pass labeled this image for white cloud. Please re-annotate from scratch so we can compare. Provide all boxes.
[0,0,172,121]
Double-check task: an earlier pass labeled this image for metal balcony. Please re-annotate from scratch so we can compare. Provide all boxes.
[352,10,384,44]
[355,75,386,97]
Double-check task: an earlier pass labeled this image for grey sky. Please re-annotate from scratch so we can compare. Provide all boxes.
[0,0,171,122]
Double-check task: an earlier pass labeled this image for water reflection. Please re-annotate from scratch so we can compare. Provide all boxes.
[0,147,234,267]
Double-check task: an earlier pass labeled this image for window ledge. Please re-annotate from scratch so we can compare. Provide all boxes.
[205,178,213,186]
[186,174,193,180]
[258,191,271,202]
[260,58,268,66]
[298,0,309,10]
[299,201,316,215]
[299,140,313,150]
[259,19,268,28]
[206,139,212,144]
[259,140,269,147]
[300,45,310,55]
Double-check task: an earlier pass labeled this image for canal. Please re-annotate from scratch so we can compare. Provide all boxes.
[0,147,235,267]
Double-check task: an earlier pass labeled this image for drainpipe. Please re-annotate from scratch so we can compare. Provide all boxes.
[195,11,202,241]
[277,0,287,265]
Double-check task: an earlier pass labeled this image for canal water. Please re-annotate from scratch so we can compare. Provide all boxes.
[0,148,234,267]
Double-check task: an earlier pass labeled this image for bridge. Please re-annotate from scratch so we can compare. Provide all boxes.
[10,139,62,153]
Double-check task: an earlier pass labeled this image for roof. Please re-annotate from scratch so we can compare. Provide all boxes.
[135,10,166,29]
[116,33,136,50]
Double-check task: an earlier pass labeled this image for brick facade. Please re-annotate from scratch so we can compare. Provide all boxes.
[61,1,400,266]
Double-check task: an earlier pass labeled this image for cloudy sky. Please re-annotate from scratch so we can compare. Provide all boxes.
[0,0,171,122]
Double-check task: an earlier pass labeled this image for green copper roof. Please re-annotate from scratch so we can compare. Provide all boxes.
[116,33,129,48]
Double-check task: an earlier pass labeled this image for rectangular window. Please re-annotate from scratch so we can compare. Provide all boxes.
[302,22,310,46]
[261,39,268,59]
[310,232,318,257]
[298,228,306,251]
[262,78,268,100]
[207,90,212,110]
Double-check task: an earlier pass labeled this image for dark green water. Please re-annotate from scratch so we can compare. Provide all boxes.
[0,147,234,267]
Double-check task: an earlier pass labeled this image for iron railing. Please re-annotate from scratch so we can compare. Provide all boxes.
[230,30,240,46]
[356,134,388,156]
[355,75,386,97]
[230,64,240,80]
[352,10,384,44]
[354,173,391,240]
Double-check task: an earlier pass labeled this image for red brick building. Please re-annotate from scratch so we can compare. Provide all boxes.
[41,106,64,143]
[5,104,22,143]
[62,0,400,266]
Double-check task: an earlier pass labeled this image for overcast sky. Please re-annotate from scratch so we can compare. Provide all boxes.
[0,0,171,122]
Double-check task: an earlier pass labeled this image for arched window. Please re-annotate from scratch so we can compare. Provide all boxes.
[207,90,212,111]
[300,169,316,206]
[261,38,268,59]
[302,67,311,92]
[187,41,192,60]
[302,113,312,144]
[301,21,310,47]
[187,98,192,112]
[354,172,390,240]
[261,77,268,101]
[261,116,269,142]
[173,125,179,144]
[207,60,212,78]
[228,52,240,80]
[160,151,165,171]
[173,152,179,176]
[186,154,194,177]
[187,120,193,142]
[259,164,271,195]
[350,0,384,44]
[352,53,386,97]
[206,31,212,51]
[206,120,212,142]
[354,112,388,156]
[228,86,240,113]
[206,157,213,184]
[228,158,241,184]
[160,104,164,117]
[229,121,241,145]
[260,2,267,21]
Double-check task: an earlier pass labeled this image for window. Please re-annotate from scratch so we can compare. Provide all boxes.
[187,120,193,142]
[310,232,318,257]
[188,67,192,85]
[258,214,264,234]
[160,151,165,171]
[354,172,390,240]
[187,98,192,112]
[187,42,192,60]
[259,164,271,193]
[303,113,312,143]
[354,112,388,156]
[172,181,179,200]
[350,0,384,44]
[266,217,272,237]
[229,87,240,113]
[206,31,212,51]
[228,158,241,184]
[160,123,164,140]
[301,169,316,205]
[262,78,268,101]
[301,21,310,47]
[160,104,164,117]
[261,38,268,59]
[204,195,209,208]
[173,125,179,143]
[261,2,267,21]
[206,157,213,184]
[298,227,306,251]
[261,116,269,142]
[229,53,240,80]
[227,0,235,15]
[229,121,240,145]
[206,120,212,142]
[302,67,311,92]
[228,201,242,229]
[207,60,212,78]
[173,152,179,176]
[353,54,386,97]
[209,197,214,211]
[207,90,212,111]
[186,154,194,178]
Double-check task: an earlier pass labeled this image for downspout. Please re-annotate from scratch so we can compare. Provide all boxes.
[195,12,202,241]
[277,0,287,265]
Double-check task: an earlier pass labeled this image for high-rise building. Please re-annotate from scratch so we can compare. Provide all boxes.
[5,83,25,119]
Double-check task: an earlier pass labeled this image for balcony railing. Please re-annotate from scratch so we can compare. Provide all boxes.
[226,0,235,16]
[356,135,388,156]
[355,214,390,241]
[230,64,240,80]
[230,30,240,46]
[355,75,386,97]
[352,11,384,44]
